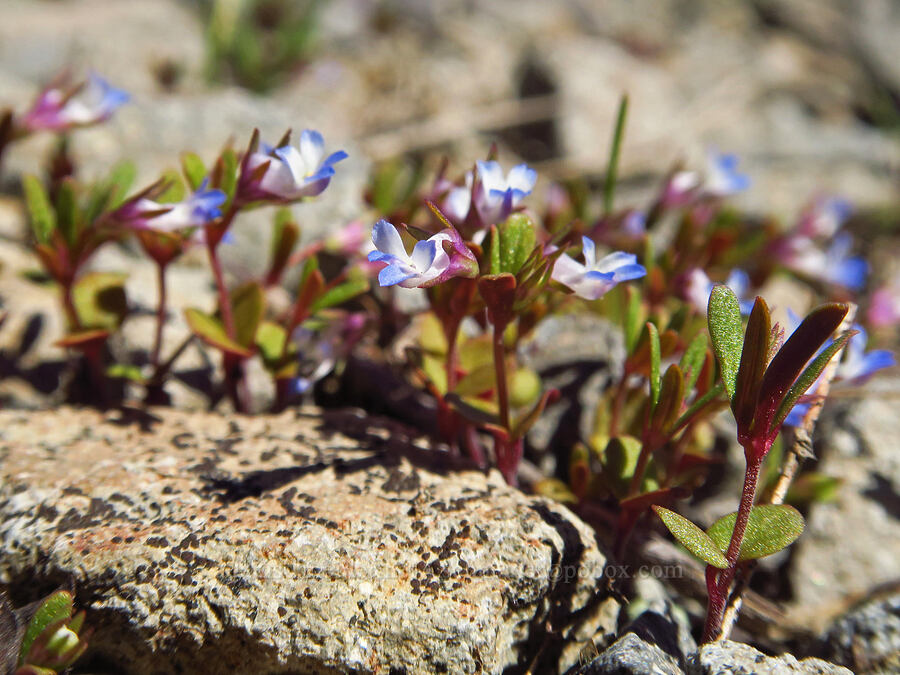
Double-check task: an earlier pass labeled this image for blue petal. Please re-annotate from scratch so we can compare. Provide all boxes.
[378,263,416,287]
[829,256,868,290]
[858,350,896,376]
[322,150,348,168]
[783,403,808,428]
[584,270,616,282]
[612,264,647,282]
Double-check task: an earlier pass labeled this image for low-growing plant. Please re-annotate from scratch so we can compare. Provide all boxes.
[2,73,897,647]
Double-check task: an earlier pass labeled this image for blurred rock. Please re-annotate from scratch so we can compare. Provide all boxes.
[788,379,900,630]
[574,632,684,675]
[0,406,616,674]
[688,640,851,675]
[823,590,900,674]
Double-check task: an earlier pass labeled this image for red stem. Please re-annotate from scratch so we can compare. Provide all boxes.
[150,262,168,370]
[702,445,764,642]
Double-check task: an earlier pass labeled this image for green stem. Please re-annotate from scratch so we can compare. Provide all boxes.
[150,262,168,370]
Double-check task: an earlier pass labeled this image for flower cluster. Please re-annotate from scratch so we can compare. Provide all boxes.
[19,72,129,133]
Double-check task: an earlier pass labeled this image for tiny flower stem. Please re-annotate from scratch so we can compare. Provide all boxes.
[150,262,168,370]
[492,322,510,431]
[702,447,764,642]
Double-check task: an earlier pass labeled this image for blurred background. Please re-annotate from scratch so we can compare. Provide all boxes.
[2,0,899,220]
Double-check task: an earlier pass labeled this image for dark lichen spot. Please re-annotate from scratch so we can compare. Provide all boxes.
[36,503,58,521]
[145,536,170,548]
[171,432,194,449]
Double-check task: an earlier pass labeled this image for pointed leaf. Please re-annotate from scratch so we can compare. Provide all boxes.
[732,296,771,435]
[705,504,805,561]
[770,330,854,433]
[652,364,685,432]
[452,363,496,398]
[534,477,578,504]
[219,148,238,204]
[310,276,369,313]
[181,152,207,191]
[106,363,146,383]
[19,592,73,663]
[648,322,661,407]
[603,94,628,215]
[22,175,56,244]
[680,333,708,392]
[652,506,728,568]
[55,179,78,247]
[55,329,109,350]
[185,308,253,358]
[230,281,265,347]
[758,303,848,428]
[708,285,744,400]
[267,213,299,285]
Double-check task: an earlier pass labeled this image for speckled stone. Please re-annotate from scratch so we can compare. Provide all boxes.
[0,406,614,674]
[687,640,852,675]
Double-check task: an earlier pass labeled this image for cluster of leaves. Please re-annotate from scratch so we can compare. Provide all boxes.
[1,591,89,675]
[203,0,321,92]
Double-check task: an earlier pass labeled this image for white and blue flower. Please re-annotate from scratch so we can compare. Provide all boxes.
[240,129,347,203]
[445,160,536,227]
[686,268,755,315]
[129,179,226,232]
[551,236,646,300]
[781,233,868,291]
[705,150,751,197]
[367,220,477,289]
[22,72,129,132]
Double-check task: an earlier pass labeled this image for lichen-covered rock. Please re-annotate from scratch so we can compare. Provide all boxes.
[687,640,852,675]
[823,591,900,674]
[0,407,615,674]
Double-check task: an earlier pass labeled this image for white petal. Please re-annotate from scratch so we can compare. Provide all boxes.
[507,164,536,193]
[299,130,325,174]
[476,161,505,193]
[581,237,597,268]
[372,220,410,261]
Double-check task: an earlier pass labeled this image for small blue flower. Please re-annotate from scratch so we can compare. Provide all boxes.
[445,160,536,226]
[241,129,347,203]
[836,326,896,383]
[705,150,750,197]
[551,236,646,300]
[367,220,477,289]
[22,72,129,132]
[782,233,867,291]
[126,179,226,232]
[798,197,853,239]
[686,268,754,315]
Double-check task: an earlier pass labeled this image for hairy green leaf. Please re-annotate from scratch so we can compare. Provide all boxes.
[680,333,708,392]
[653,506,728,568]
[19,591,73,664]
[181,152,207,190]
[706,504,805,561]
[648,322,661,407]
[310,276,369,313]
[23,175,56,244]
[708,285,744,400]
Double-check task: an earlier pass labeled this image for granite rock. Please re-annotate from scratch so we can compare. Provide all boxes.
[687,640,852,675]
[823,591,900,674]
[0,406,616,674]
[574,632,684,675]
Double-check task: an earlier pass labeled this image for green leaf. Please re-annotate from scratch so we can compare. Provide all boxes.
[493,213,537,276]
[705,504,805,561]
[769,330,854,433]
[23,175,56,244]
[106,363,146,383]
[680,332,708,392]
[672,381,726,432]
[603,435,642,498]
[72,272,128,330]
[310,276,369,313]
[510,367,541,408]
[55,179,79,247]
[267,212,299,284]
[534,477,578,504]
[184,308,254,358]
[106,160,137,210]
[648,322,661,407]
[652,364,685,432]
[652,506,728,568]
[230,281,265,348]
[219,148,238,203]
[181,152,207,190]
[19,591,73,664]
[708,284,744,400]
[603,94,628,215]
[256,321,297,377]
[758,303,848,428]
[156,169,186,203]
[732,296,771,435]
[453,363,496,398]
